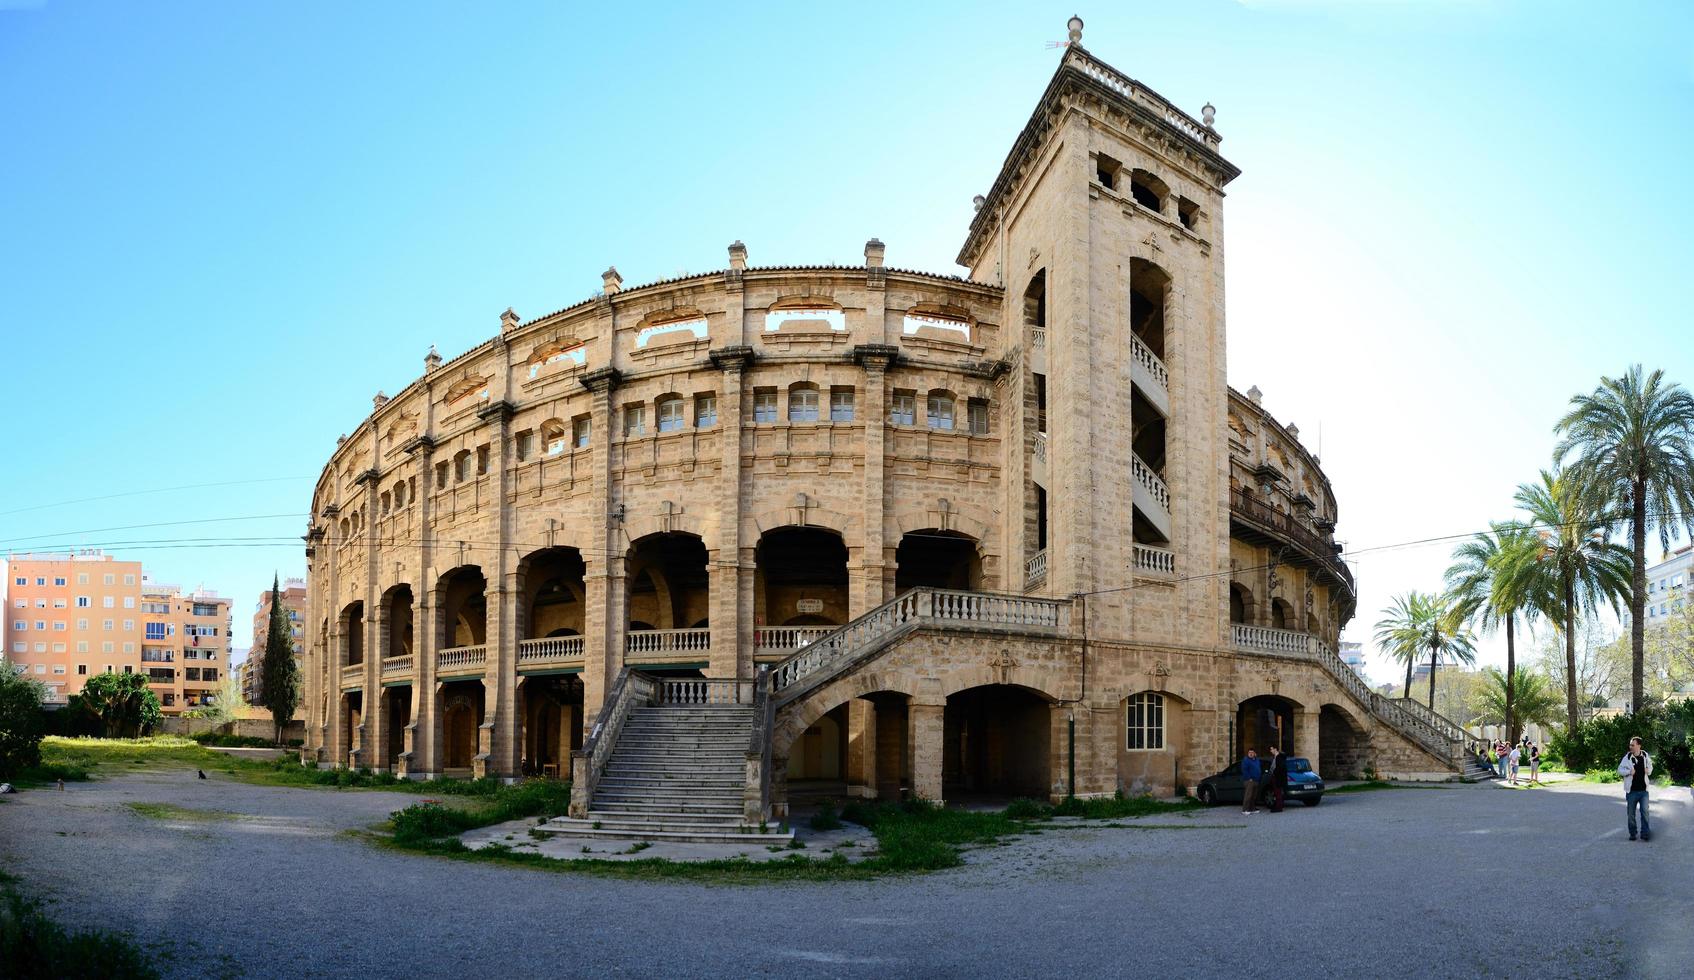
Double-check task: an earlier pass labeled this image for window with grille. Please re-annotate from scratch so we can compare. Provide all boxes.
[1126,692,1165,751]
[789,386,819,422]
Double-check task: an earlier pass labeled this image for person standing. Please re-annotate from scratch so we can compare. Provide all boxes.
[1529,744,1541,785]
[1507,744,1521,785]
[1617,737,1653,842]
[1267,745,1288,812]
[1495,741,1508,777]
[1241,749,1262,814]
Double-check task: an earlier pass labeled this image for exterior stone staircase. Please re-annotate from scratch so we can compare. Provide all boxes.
[546,678,791,845]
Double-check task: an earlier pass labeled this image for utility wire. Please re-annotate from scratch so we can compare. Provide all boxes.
[0,476,312,517]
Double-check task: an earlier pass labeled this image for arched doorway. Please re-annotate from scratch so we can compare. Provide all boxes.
[1237,694,1297,758]
[438,566,487,648]
[1270,599,1293,630]
[383,685,411,769]
[786,702,847,800]
[340,601,365,666]
[1319,704,1368,779]
[944,684,1051,799]
[441,682,483,772]
[520,675,583,777]
[627,533,709,632]
[895,530,981,592]
[1229,583,1252,625]
[522,547,586,639]
[382,585,413,661]
[756,526,849,627]
[341,690,362,765]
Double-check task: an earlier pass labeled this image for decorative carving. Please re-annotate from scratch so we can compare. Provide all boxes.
[990,650,1019,685]
[1152,660,1171,678]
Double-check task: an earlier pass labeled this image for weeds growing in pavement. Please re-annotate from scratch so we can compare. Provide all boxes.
[0,873,160,979]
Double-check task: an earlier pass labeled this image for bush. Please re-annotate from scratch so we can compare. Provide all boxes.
[1551,702,1694,785]
[0,672,48,779]
[388,779,573,844]
[0,889,159,979]
[809,801,843,831]
[1003,797,1051,821]
[187,732,274,748]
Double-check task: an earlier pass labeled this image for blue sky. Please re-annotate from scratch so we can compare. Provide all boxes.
[3,1,1691,676]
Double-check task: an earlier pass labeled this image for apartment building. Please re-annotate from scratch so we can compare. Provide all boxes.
[140,581,232,715]
[245,577,306,704]
[4,552,145,705]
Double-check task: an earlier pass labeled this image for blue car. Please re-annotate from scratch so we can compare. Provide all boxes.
[1196,756,1325,806]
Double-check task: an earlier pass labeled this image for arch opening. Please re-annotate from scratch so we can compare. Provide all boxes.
[756,526,849,631]
[943,684,1051,800]
[522,547,586,639]
[627,532,709,633]
[895,530,981,592]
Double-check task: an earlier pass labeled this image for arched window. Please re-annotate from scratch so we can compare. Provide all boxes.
[926,391,956,431]
[453,449,472,483]
[1126,692,1165,750]
[657,396,686,432]
[788,384,819,422]
[1129,168,1169,213]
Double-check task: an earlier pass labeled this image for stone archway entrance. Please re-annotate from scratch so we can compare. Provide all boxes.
[1237,694,1296,758]
[895,530,981,592]
[1319,704,1368,779]
[943,684,1051,799]
[520,675,583,777]
[441,681,483,772]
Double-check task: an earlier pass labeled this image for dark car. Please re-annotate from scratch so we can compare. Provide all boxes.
[1196,756,1324,806]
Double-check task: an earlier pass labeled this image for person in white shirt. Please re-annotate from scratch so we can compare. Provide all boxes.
[1507,745,1521,785]
[1617,737,1653,842]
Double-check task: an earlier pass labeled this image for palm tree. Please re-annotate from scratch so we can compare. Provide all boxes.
[1511,470,1631,732]
[1374,591,1477,709]
[1446,522,1541,745]
[1555,365,1694,713]
[1473,667,1561,743]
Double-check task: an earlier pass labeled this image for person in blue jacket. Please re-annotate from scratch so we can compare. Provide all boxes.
[1241,748,1262,814]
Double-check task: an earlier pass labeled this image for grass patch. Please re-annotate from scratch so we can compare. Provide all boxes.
[388,780,575,845]
[0,878,160,979]
[124,802,240,822]
[1575,769,1673,788]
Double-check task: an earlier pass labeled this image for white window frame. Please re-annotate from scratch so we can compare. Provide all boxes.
[1125,692,1166,751]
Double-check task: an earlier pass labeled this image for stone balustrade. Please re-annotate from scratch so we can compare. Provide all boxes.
[753,627,834,658]
[380,654,414,677]
[625,627,711,657]
[1130,333,1169,395]
[1025,549,1048,589]
[437,644,487,673]
[1132,451,1170,511]
[1133,542,1176,577]
[517,635,586,667]
[339,663,362,688]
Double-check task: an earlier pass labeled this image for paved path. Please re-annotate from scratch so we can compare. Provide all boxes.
[2,770,1689,978]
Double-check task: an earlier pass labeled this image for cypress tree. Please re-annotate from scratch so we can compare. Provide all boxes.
[260,573,301,744]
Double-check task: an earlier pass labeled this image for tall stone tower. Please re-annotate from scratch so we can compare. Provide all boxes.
[960,24,1241,648]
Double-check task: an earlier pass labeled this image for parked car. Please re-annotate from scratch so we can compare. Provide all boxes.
[1196,756,1324,806]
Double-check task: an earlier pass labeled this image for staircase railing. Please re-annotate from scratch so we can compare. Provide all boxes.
[654,677,752,705]
[770,587,1071,706]
[744,666,774,823]
[1368,694,1461,767]
[568,668,656,818]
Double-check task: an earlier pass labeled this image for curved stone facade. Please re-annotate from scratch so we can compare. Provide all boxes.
[302,40,1459,800]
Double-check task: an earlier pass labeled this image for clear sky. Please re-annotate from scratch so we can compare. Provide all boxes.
[3,1,1691,676]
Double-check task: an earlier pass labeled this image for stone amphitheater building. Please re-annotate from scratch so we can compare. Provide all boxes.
[302,25,1466,836]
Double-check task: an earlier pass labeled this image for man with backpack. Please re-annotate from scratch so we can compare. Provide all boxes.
[1617,737,1653,842]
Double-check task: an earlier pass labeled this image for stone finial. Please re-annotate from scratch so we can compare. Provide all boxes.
[1067,15,1083,44]
[972,194,986,212]
[728,240,748,271]
[602,267,623,295]
[1286,423,1299,441]
[1202,102,1216,129]
[424,344,442,374]
[500,307,520,333]
[372,391,389,411]
[1247,385,1262,405]
[865,238,885,269]
[336,434,346,446]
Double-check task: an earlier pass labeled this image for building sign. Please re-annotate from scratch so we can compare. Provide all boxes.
[795,598,824,614]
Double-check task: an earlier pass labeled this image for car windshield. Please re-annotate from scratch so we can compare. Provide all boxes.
[1286,758,1312,773]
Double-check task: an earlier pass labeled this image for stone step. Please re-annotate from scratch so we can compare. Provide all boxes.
[586,797,744,812]
[537,819,790,845]
[583,809,749,825]
[604,766,746,777]
[597,778,746,790]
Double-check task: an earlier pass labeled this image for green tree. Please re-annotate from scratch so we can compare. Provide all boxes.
[1555,365,1694,713]
[259,574,301,744]
[71,672,162,738]
[1472,667,1561,743]
[1511,469,1632,732]
[1446,521,1543,749]
[0,669,49,778]
[183,673,248,725]
[1374,591,1477,708]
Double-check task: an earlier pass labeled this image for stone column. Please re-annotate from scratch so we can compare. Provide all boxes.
[413,587,444,776]
[708,345,750,679]
[363,605,386,771]
[909,699,946,803]
[484,573,522,778]
[325,620,346,767]
[845,697,877,798]
[579,367,621,728]
[853,345,896,614]
[1294,705,1319,761]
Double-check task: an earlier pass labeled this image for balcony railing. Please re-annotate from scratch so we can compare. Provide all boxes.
[1034,431,1048,464]
[1132,542,1176,577]
[625,628,710,658]
[437,645,487,673]
[653,677,753,705]
[1229,486,1353,593]
[1231,624,1326,659]
[518,635,585,667]
[1131,452,1170,511]
[381,654,414,677]
[754,627,834,658]
[339,663,362,687]
[1025,549,1048,589]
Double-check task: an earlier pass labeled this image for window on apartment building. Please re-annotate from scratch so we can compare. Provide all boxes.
[11,600,21,608]
[657,396,686,433]
[122,642,134,654]
[103,574,114,585]
[77,573,88,585]
[695,393,717,428]
[102,642,113,653]
[890,390,916,425]
[926,392,956,431]
[122,665,132,674]
[11,621,23,632]
[122,619,134,631]
[124,574,135,585]
[753,388,777,423]
[76,642,87,653]
[103,596,114,608]
[788,385,820,422]
[76,618,87,630]
[33,642,45,653]
[8,642,22,654]
[968,399,990,435]
[146,623,167,640]
[830,387,855,422]
[53,577,66,586]
[76,596,90,608]
[33,664,45,674]
[33,621,44,631]
[51,599,65,609]
[186,668,201,681]
[1125,692,1166,750]
[33,599,44,608]
[51,622,65,631]
[34,578,44,586]
[204,668,219,682]
[14,577,25,586]
[104,619,114,631]
[77,664,87,676]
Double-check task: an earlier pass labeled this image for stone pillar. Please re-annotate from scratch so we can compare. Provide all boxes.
[474,677,495,779]
[854,346,895,614]
[708,346,750,679]
[363,605,385,771]
[1294,706,1319,761]
[909,699,946,803]
[413,587,444,775]
[325,622,346,766]
[579,367,621,728]
[845,697,877,798]
[486,574,522,778]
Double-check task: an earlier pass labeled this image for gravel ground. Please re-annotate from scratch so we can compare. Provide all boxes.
[2,770,1689,979]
